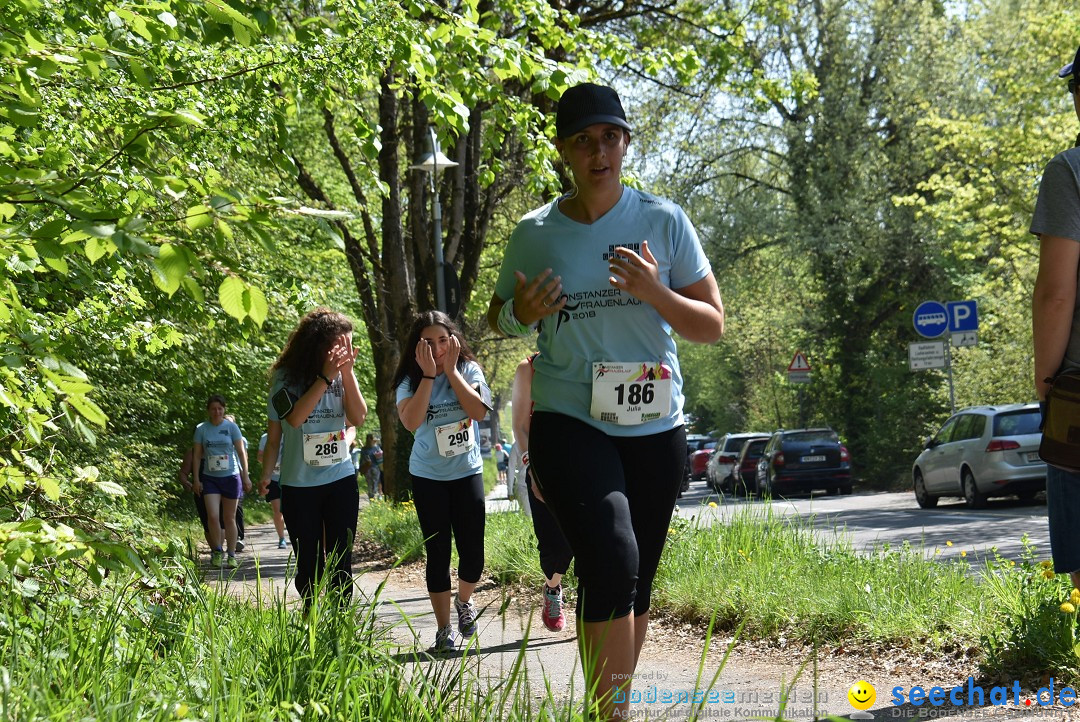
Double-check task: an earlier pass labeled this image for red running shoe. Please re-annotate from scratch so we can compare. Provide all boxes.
[541,584,566,632]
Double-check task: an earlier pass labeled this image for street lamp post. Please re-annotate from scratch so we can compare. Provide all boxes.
[410,126,459,313]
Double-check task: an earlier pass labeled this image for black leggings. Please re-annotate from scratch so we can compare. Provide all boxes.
[526,467,573,579]
[412,473,486,593]
[280,475,359,604]
[529,412,685,622]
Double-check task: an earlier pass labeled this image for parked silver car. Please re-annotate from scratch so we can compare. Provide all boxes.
[911,403,1046,509]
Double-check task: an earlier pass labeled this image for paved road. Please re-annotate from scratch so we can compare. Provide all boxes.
[202,484,1064,721]
[674,479,1052,568]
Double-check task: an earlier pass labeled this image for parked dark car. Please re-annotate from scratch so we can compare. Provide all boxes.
[707,432,769,493]
[676,434,714,495]
[756,428,852,496]
[911,403,1045,509]
[728,437,771,495]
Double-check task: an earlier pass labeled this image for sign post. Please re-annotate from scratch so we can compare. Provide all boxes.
[787,351,811,384]
[787,351,811,428]
[910,300,978,414]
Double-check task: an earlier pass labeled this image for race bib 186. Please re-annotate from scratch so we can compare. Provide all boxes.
[302,429,347,467]
[589,361,673,426]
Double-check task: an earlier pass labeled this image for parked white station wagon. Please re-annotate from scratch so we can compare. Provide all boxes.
[912,403,1045,509]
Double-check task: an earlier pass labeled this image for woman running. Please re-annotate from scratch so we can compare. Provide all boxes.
[486,83,724,719]
[192,395,251,568]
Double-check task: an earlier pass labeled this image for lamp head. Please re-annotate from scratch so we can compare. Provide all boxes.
[410,129,459,173]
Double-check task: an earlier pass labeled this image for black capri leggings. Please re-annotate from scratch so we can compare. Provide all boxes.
[412,472,486,593]
[529,412,685,622]
[280,474,359,605]
[526,467,573,579]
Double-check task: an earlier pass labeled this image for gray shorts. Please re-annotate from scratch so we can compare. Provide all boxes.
[1047,465,1080,573]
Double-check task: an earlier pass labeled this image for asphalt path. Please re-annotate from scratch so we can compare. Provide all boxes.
[675,478,1052,569]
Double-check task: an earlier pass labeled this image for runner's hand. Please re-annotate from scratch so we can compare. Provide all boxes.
[444,335,461,374]
[322,333,355,379]
[608,240,662,304]
[416,339,437,377]
[512,269,565,326]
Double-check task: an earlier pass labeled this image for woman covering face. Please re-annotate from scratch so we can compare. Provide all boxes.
[392,310,492,656]
[259,308,368,608]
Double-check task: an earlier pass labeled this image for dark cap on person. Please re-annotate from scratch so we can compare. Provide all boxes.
[555,83,631,139]
[1059,45,1080,79]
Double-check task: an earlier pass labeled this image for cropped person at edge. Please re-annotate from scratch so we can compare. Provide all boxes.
[1033,45,1080,592]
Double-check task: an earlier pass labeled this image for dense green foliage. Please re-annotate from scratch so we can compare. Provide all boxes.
[4,0,1080,712]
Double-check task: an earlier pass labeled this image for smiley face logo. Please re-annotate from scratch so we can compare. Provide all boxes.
[847,680,876,710]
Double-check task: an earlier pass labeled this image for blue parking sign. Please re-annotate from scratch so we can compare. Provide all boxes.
[947,300,978,333]
[913,301,948,338]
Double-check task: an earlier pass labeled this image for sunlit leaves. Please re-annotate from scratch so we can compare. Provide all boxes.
[152,244,189,295]
[218,276,267,325]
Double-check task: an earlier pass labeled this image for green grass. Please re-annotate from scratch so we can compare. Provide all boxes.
[9,498,1080,721]
[0,556,583,722]
[357,498,1080,684]
[654,504,982,648]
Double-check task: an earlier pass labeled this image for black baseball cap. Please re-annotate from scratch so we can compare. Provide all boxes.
[1058,45,1080,79]
[555,83,631,139]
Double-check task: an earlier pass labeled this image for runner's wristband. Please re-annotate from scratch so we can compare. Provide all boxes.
[317,372,332,386]
[497,299,536,337]
[521,451,529,466]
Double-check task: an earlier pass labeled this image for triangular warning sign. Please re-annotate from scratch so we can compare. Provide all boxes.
[787,352,811,372]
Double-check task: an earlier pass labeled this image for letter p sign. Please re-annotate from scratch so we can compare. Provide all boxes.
[947,300,978,333]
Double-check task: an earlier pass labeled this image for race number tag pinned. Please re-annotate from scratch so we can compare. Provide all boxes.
[302,429,347,467]
[208,454,230,472]
[435,419,474,458]
[590,361,672,425]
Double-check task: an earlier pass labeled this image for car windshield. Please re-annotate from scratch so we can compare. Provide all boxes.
[786,431,838,444]
[992,409,1041,437]
[703,441,716,450]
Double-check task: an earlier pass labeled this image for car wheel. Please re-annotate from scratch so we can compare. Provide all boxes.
[962,468,986,509]
[914,471,937,508]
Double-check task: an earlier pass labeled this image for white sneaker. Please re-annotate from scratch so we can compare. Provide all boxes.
[235,539,245,552]
[427,624,457,655]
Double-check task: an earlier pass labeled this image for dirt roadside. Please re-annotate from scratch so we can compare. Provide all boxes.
[210,514,1078,721]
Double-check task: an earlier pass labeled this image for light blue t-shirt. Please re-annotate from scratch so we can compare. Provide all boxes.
[258,432,282,482]
[267,371,355,488]
[395,360,488,481]
[193,419,243,477]
[494,186,711,436]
